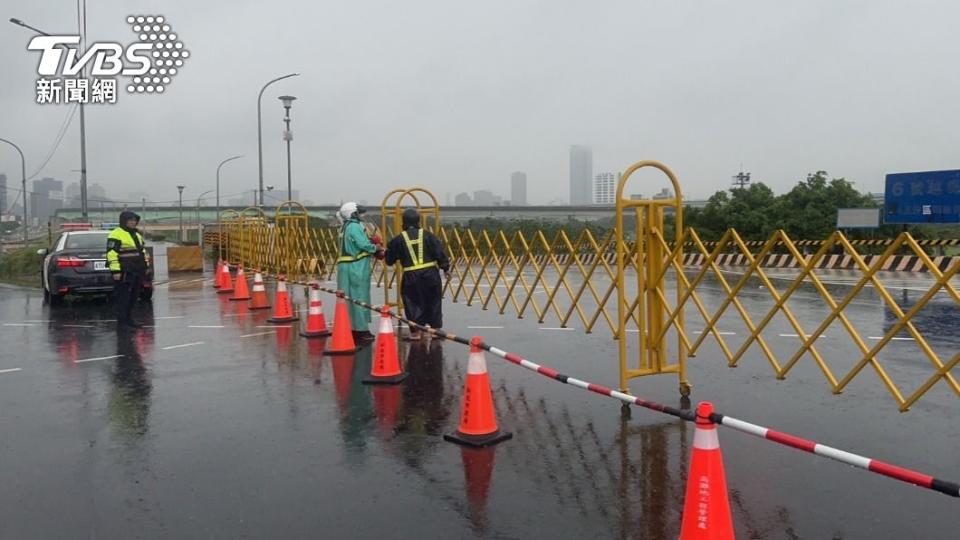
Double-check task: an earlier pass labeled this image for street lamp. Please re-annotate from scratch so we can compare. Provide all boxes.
[278,95,297,203]
[176,185,185,243]
[0,137,27,244]
[10,17,89,221]
[257,73,299,211]
[195,189,215,226]
[216,154,243,226]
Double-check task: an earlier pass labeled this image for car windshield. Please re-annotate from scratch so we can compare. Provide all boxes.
[64,233,110,250]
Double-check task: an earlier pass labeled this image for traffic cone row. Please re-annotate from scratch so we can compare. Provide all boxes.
[679,402,734,540]
[300,284,331,338]
[249,271,271,310]
[267,276,299,323]
[444,337,512,447]
[229,266,251,301]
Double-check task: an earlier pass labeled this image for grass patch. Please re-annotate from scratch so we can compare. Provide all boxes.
[0,245,44,288]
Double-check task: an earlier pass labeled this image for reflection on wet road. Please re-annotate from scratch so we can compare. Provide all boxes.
[0,273,956,538]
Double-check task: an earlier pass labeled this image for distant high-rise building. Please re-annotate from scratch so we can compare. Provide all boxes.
[510,171,527,206]
[569,145,593,205]
[473,190,502,206]
[454,192,472,206]
[593,172,620,205]
[88,183,109,202]
[652,188,673,200]
[31,177,63,223]
[0,174,6,213]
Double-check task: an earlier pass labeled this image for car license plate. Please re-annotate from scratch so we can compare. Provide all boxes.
[94,261,108,271]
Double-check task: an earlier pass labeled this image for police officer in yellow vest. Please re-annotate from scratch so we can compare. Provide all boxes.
[107,211,150,328]
[385,208,450,341]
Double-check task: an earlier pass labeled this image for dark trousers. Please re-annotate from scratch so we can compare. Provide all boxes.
[114,272,143,323]
[401,268,443,330]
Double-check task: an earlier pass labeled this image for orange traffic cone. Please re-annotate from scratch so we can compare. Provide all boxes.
[362,307,407,384]
[679,402,734,540]
[324,291,357,355]
[267,276,299,323]
[249,271,271,310]
[216,263,234,294]
[444,337,512,447]
[229,266,252,301]
[300,284,331,338]
[213,259,223,289]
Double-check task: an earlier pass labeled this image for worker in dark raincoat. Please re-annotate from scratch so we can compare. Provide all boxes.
[106,211,150,329]
[384,208,450,341]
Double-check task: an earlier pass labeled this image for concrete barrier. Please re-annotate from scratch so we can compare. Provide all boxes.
[167,246,203,272]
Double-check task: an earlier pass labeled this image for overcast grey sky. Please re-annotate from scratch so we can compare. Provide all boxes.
[2,0,959,206]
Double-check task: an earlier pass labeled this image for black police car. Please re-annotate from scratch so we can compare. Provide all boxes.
[39,230,153,305]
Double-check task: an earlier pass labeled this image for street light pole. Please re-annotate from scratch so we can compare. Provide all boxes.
[0,137,27,244]
[216,154,243,230]
[195,189,214,225]
[10,17,88,221]
[176,185,185,243]
[257,73,299,211]
[278,95,297,203]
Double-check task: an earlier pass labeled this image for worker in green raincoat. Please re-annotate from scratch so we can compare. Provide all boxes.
[336,202,382,342]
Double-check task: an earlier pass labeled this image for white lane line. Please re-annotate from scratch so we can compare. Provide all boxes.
[76,354,124,364]
[468,325,504,329]
[3,323,35,327]
[154,316,186,320]
[161,341,205,350]
[188,278,207,283]
[0,368,22,375]
[188,325,225,328]
[539,327,575,331]
[257,325,290,328]
[779,333,827,339]
[62,324,95,328]
[693,330,737,336]
[24,320,53,323]
[85,319,117,322]
[868,336,915,341]
[240,331,277,338]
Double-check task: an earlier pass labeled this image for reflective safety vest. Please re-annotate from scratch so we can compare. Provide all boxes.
[337,221,370,264]
[106,227,149,274]
[401,230,437,271]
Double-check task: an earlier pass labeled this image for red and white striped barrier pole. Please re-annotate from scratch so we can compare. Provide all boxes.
[279,278,960,499]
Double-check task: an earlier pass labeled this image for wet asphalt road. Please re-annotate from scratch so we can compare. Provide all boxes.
[0,269,957,539]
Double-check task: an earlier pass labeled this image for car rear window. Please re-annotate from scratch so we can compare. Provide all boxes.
[65,233,110,250]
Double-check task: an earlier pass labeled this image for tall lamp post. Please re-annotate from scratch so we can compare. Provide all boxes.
[257,73,299,211]
[278,95,297,203]
[195,189,214,226]
[10,17,89,221]
[0,137,27,244]
[176,185,185,243]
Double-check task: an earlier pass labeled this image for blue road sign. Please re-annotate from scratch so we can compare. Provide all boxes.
[884,169,960,224]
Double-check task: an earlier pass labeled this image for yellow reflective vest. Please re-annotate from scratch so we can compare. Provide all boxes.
[106,227,149,274]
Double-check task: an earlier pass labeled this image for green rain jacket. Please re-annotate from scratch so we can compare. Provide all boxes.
[336,219,377,331]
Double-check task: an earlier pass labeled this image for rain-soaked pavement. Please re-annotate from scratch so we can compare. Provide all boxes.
[0,266,957,539]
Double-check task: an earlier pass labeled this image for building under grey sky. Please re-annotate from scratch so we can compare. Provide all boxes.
[2,2,960,205]
[593,172,619,205]
[511,171,527,206]
[569,146,593,205]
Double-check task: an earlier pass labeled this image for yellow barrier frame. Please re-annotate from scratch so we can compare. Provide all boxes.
[379,187,441,308]
[615,160,690,395]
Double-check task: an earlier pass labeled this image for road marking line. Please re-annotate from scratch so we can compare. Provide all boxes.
[468,325,504,329]
[161,341,205,350]
[154,316,185,320]
[868,336,915,341]
[779,333,827,339]
[693,330,737,335]
[188,278,206,283]
[3,323,35,327]
[24,320,53,323]
[188,325,224,328]
[62,324,95,328]
[539,327,575,331]
[85,319,117,322]
[0,368,22,375]
[76,354,124,364]
[240,331,277,338]
[256,325,290,328]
